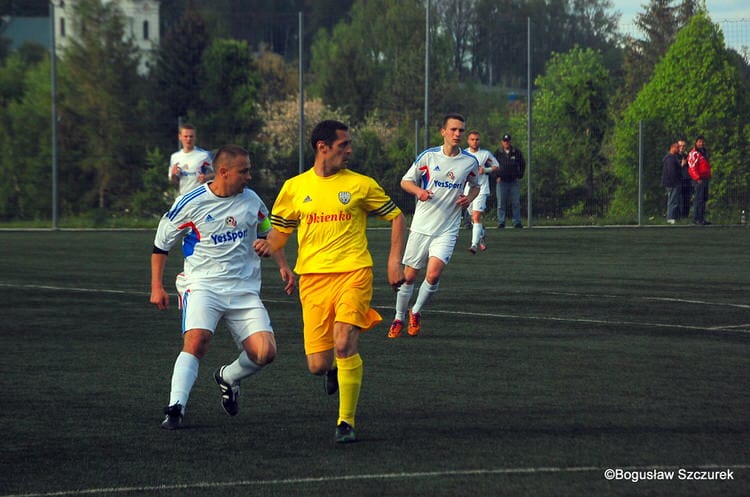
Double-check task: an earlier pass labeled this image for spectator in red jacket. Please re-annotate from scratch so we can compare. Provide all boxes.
[687,135,712,225]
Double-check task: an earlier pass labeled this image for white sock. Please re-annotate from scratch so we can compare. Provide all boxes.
[412,280,439,314]
[395,282,414,321]
[222,351,262,384]
[169,351,199,411]
[472,222,483,246]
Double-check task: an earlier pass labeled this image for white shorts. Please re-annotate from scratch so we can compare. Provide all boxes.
[470,193,488,213]
[402,231,458,269]
[181,288,273,348]
[176,272,188,309]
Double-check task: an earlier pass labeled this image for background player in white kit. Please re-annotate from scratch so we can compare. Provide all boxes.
[169,123,214,196]
[464,130,499,253]
[388,113,480,338]
[151,145,295,430]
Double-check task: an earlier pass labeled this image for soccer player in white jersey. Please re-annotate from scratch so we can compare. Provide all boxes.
[150,145,295,430]
[464,130,499,253]
[389,113,480,338]
[169,123,214,196]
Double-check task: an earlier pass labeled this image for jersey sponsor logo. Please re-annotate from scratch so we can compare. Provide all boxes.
[225,216,237,228]
[338,192,352,205]
[210,229,249,244]
[305,211,353,224]
[434,179,463,189]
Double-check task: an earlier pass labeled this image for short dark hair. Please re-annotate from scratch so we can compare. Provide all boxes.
[213,144,249,169]
[179,123,196,133]
[442,113,466,128]
[467,130,480,138]
[310,120,349,151]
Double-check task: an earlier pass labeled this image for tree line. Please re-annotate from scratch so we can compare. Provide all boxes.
[0,0,748,224]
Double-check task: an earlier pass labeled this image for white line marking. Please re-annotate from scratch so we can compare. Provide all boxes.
[1,283,749,335]
[2,464,748,497]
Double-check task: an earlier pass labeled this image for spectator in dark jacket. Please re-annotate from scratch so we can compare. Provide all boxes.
[687,135,712,225]
[494,134,525,228]
[661,140,682,224]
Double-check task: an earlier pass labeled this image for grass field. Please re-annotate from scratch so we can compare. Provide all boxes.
[1,226,749,497]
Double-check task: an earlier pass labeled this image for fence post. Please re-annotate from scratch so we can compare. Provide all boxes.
[638,120,643,226]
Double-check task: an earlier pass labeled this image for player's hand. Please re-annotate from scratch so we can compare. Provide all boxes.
[279,267,296,295]
[171,165,182,179]
[387,260,405,292]
[150,288,170,310]
[417,189,433,202]
[456,194,471,208]
[253,239,274,257]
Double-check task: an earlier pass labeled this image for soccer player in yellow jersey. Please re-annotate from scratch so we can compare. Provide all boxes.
[254,120,406,443]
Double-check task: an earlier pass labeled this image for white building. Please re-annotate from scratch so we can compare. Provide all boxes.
[52,0,160,75]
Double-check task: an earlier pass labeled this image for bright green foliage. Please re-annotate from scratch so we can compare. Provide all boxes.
[0,57,51,220]
[189,38,261,150]
[532,47,612,216]
[610,12,750,219]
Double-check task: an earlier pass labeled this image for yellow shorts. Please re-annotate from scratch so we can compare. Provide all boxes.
[298,267,382,355]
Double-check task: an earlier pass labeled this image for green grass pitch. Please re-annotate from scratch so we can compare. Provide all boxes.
[0,226,748,497]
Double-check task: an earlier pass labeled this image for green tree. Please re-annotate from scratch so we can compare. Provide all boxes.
[149,4,210,146]
[532,47,613,217]
[613,0,697,112]
[189,38,261,150]
[58,0,146,212]
[610,12,750,220]
[0,56,51,220]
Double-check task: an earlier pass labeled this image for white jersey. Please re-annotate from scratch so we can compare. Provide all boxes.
[463,148,498,196]
[154,183,271,295]
[169,147,213,195]
[403,146,479,236]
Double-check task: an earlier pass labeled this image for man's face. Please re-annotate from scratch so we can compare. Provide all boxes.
[179,129,196,151]
[322,130,353,172]
[441,118,465,148]
[502,138,511,150]
[696,138,705,149]
[467,134,480,151]
[225,155,252,195]
[678,141,686,152]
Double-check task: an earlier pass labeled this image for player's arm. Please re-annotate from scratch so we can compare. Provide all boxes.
[388,213,407,291]
[169,163,181,186]
[400,178,432,201]
[253,228,291,257]
[269,246,296,295]
[150,248,170,310]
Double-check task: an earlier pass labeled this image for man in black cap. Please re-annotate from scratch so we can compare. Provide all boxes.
[494,134,525,228]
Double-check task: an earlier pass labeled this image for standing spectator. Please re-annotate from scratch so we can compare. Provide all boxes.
[661,140,682,224]
[389,113,480,338]
[254,120,407,443]
[464,130,499,253]
[494,134,525,228]
[151,145,295,430]
[687,135,712,225]
[169,123,214,196]
[677,138,691,218]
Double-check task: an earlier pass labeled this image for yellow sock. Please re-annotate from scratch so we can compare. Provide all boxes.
[336,353,363,427]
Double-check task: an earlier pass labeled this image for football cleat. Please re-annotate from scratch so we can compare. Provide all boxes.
[325,368,339,395]
[214,366,240,416]
[479,237,487,251]
[335,421,357,443]
[407,311,421,336]
[388,320,404,338]
[468,245,477,254]
[161,403,184,430]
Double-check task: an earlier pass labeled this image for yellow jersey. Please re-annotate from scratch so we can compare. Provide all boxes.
[270,168,401,275]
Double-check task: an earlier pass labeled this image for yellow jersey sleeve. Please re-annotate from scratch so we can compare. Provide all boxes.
[270,169,401,274]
